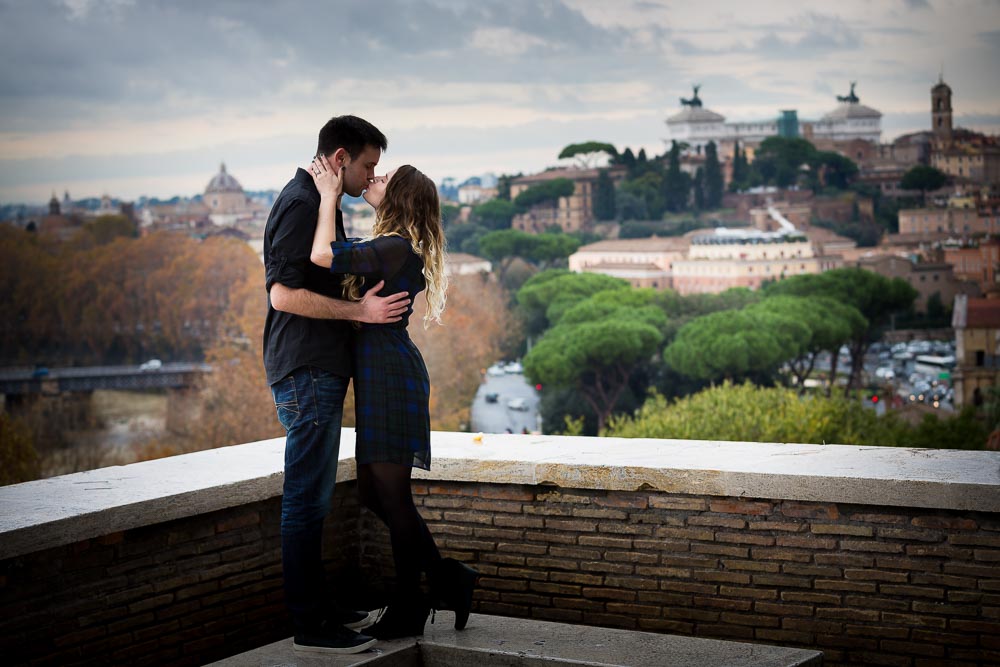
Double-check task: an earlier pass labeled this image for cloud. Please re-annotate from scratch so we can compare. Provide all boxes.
[1,0,998,203]
[903,0,931,9]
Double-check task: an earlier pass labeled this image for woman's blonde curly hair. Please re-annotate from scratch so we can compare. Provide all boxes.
[343,164,448,327]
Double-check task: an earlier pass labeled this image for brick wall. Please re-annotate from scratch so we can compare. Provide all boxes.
[357,481,1000,667]
[1,484,360,667]
[5,476,997,666]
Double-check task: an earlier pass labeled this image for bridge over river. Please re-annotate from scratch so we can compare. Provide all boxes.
[0,362,212,396]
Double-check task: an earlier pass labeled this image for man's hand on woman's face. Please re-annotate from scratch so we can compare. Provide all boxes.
[309,155,344,200]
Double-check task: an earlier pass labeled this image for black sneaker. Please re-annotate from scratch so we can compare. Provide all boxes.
[292,620,376,655]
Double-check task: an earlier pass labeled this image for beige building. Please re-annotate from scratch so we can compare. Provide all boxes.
[933,146,1000,186]
[446,253,492,276]
[943,240,999,291]
[856,254,977,313]
[951,295,1000,410]
[568,237,689,290]
[457,184,497,205]
[672,232,833,295]
[898,206,998,238]
[510,167,626,234]
[571,222,854,295]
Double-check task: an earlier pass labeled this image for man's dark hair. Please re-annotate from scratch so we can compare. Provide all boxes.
[316,115,387,159]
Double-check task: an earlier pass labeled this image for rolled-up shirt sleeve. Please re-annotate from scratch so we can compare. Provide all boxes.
[265,199,314,292]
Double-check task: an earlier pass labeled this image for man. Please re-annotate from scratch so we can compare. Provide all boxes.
[263,115,408,655]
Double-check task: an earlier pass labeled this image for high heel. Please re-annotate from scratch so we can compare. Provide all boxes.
[369,593,430,640]
[430,558,479,631]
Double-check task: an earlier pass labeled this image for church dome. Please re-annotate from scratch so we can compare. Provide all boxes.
[205,163,244,194]
[667,107,726,124]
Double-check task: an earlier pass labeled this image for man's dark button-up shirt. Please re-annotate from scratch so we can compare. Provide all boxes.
[262,168,352,385]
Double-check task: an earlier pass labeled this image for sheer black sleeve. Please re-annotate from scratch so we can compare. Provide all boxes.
[329,235,412,281]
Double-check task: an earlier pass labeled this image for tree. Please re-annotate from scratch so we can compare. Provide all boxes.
[558,142,618,168]
[523,233,581,269]
[811,151,859,191]
[410,275,522,431]
[478,229,533,284]
[478,230,579,284]
[606,382,990,450]
[516,270,629,338]
[901,166,948,205]
[752,136,816,188]
[77,214,137,247]
[446,222,488,256]
[748,296,865,393]
[496,173,522,201]
[765,269,917,395]
[618,148,637,175]
[440,204,462,227]
[0,412,40,485]
[619,172,664,220]
[605,382,898,446]
[693,168,705,211]
[663,309,809,383]
[729,142,749,192]
[471,199,516,230]
[663,141,691,213]
[926,291,948,324]
[513,178,575,212]
[704,141,724,208]
[524,313,664,433]
[593,169,616,221]
[558,288,665,328]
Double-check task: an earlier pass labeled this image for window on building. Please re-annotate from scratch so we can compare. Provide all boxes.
[977,350,986,367]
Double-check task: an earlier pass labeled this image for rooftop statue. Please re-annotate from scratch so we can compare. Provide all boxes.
[680,84,702,108]
[836,81,860,104]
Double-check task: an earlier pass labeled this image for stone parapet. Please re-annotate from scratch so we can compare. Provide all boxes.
[3,431,997,561]
[2,431,998,665]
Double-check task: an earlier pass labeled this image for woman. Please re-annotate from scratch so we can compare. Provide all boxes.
[308,156,478,640]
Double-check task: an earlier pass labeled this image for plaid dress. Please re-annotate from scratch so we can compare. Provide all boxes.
[329,235,431,470]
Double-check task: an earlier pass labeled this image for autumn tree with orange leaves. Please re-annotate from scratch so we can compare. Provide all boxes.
[2,221,520,474]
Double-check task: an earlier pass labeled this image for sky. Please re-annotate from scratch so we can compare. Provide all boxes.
[1,0,998,204]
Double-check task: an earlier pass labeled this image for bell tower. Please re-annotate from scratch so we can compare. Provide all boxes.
[931,75,953,148]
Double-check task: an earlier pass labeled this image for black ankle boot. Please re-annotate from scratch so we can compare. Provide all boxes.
[430,558,479,631]
[369,594,430,640]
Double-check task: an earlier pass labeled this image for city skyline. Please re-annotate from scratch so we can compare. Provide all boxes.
[1,0,999,204]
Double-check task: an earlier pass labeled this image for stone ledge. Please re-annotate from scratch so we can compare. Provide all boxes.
[206,613,823,666]
[1,429,998,560]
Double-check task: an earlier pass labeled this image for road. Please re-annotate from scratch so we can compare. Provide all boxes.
[469,371,540,434]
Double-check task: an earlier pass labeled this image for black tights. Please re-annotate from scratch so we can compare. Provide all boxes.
[357,462,441,596]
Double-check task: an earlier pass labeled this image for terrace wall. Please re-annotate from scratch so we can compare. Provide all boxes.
[2,432,998,666]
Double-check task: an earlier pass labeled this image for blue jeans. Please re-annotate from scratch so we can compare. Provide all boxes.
[271,366,349,630]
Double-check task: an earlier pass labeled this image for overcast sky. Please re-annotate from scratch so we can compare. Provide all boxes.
[1,0,998,204]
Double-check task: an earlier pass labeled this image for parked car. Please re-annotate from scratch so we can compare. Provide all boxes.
[507,397,529,411]
[484,392,499,403]
[486,364,506,377]
[504,361,524,374]
[139,359,163,371]
[874,367,895,380]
